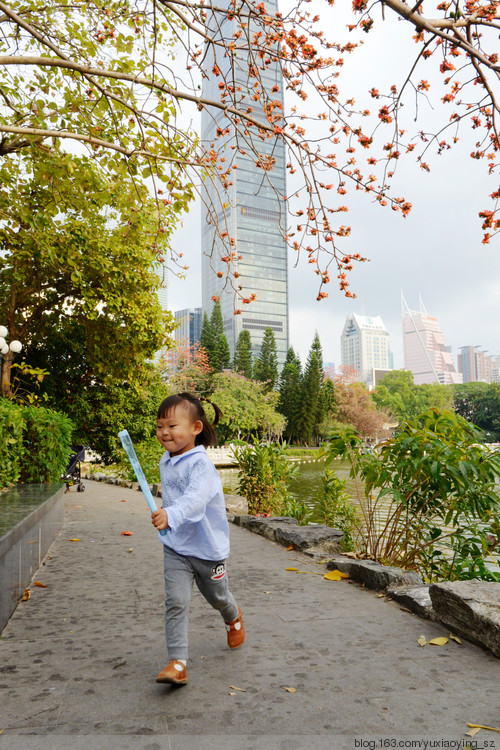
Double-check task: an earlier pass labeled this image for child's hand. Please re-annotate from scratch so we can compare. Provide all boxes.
[152,508,168,530]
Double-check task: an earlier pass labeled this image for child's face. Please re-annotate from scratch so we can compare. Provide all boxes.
[156,405,203,457]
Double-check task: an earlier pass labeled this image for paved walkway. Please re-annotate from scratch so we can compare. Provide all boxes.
[0,480,498,750]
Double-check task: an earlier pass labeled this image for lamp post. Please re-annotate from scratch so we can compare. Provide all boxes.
[0,325,23,398]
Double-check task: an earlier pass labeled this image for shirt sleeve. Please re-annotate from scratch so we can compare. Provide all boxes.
[165,458,214,532]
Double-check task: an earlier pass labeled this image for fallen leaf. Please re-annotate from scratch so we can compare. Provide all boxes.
[376,593,385,598]
[68,538,81,542]
[285,687,297,693]
[229,685,247,692]
[286,544,294,551]
[229,692,237,696]
[21,588,31,601]
[120,499,127,502]
[467,723,500,733]
[285,567,299,571]
[417,635,427,647]
[449,633,462,644]
[324,569,349,581]
[128,548,135,553]
[264,591,272,595]
[428,637,448,646]
[33,581,48,588]
[113,661,127,669]
[121,530,133,536]
[465,727,482,737]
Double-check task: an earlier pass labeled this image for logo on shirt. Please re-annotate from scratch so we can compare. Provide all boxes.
[211,563,226,581]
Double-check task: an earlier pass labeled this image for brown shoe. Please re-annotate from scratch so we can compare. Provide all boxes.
[225,606,245,649]
[155,660,188,685]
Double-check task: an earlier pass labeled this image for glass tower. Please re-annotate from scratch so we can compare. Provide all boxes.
[200,0,289,367]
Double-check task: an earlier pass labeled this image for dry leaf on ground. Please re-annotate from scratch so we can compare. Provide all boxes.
[449,633,462,644]
[465,727,482,737]
[286,545,294,551]
[324,570,349,581]
[428,637,448,646]
[68,538,80,542]
[33,581,48,588]
[21,589,30,601]
[229,685,247,692]
[285,687,297,693]
[121,530,133,536]
[417,635,427,647]
[285,567,298,571]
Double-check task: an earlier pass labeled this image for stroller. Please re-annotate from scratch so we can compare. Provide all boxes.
[63,446,86,492]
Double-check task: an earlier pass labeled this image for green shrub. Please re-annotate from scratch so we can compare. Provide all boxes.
[0,399,25,489]
[19,406,73,483]
[325,409,500,581]
[315,469,358,551]
[231,440,298,515]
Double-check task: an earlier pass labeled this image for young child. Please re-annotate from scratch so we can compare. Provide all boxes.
[151,392,244,686]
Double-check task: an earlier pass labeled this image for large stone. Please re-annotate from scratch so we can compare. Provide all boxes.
[429,581,500,658]
[273,524,343,552]
[224,494,248,515]
[326,554,422,591]
[231,515,343,551]
[386,584,434,619]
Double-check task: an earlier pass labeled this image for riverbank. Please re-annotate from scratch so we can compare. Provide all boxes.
[0,479,498,747]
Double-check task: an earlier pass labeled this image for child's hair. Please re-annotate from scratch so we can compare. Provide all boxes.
[157,392,222,447]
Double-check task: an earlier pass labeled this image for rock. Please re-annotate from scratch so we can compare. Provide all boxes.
[429,581,500,658]
[387,585,434,619]
[326,555,422,591]
[224,494,248,515]
[274,524,343,552]
[231,515,343,552]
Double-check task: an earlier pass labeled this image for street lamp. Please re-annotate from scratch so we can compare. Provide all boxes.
[0,325,23,396]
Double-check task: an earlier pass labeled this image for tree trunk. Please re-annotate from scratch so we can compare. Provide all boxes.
[1,352,14,397]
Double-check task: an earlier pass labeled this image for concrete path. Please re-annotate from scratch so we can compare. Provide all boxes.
[0,480,498,750]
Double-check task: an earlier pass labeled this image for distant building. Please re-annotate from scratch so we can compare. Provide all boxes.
[341,313,391,388]
[153,262,169,313]
[200,0,289,367]
[402,294,462,385]
[458,346,499,384]
[174,308,202,348]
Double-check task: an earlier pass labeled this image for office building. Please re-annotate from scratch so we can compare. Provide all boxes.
[200,0,289,366]
[341,313,391,388]
[402,294,462,385]
[458,346,499,383]
[174,308,202,348]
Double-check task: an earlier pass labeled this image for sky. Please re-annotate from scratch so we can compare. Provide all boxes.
[165,4,499,371]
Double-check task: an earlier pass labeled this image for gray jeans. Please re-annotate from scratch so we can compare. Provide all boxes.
[162,543,238,660]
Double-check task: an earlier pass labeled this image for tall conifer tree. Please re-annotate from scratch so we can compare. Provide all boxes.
[209,300,230,372]
[298,333,325,444]
[233,329,253,378]
[254,327,279,391]
[278,347,302,442]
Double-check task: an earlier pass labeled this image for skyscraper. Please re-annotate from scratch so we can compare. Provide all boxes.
[458,346,495,383]
[402,294,462,385]
[174,308,202,348]
[341,313,391,388]
[200,0,289,367]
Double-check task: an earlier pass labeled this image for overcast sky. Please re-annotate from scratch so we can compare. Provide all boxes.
[166,4,499,371]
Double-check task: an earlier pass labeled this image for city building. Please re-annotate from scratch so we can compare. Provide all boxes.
[341,313,392,388]
[458,346,499,383]
[174,308,202,348]
[153,262,168,314]
[402,294,462,385]
[200,0,289,367]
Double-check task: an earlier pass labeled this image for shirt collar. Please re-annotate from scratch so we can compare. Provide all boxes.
[160,444,206,466]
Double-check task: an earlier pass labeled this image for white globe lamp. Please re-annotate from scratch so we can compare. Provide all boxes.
[9,340,22,354]
[0,326,7,338]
